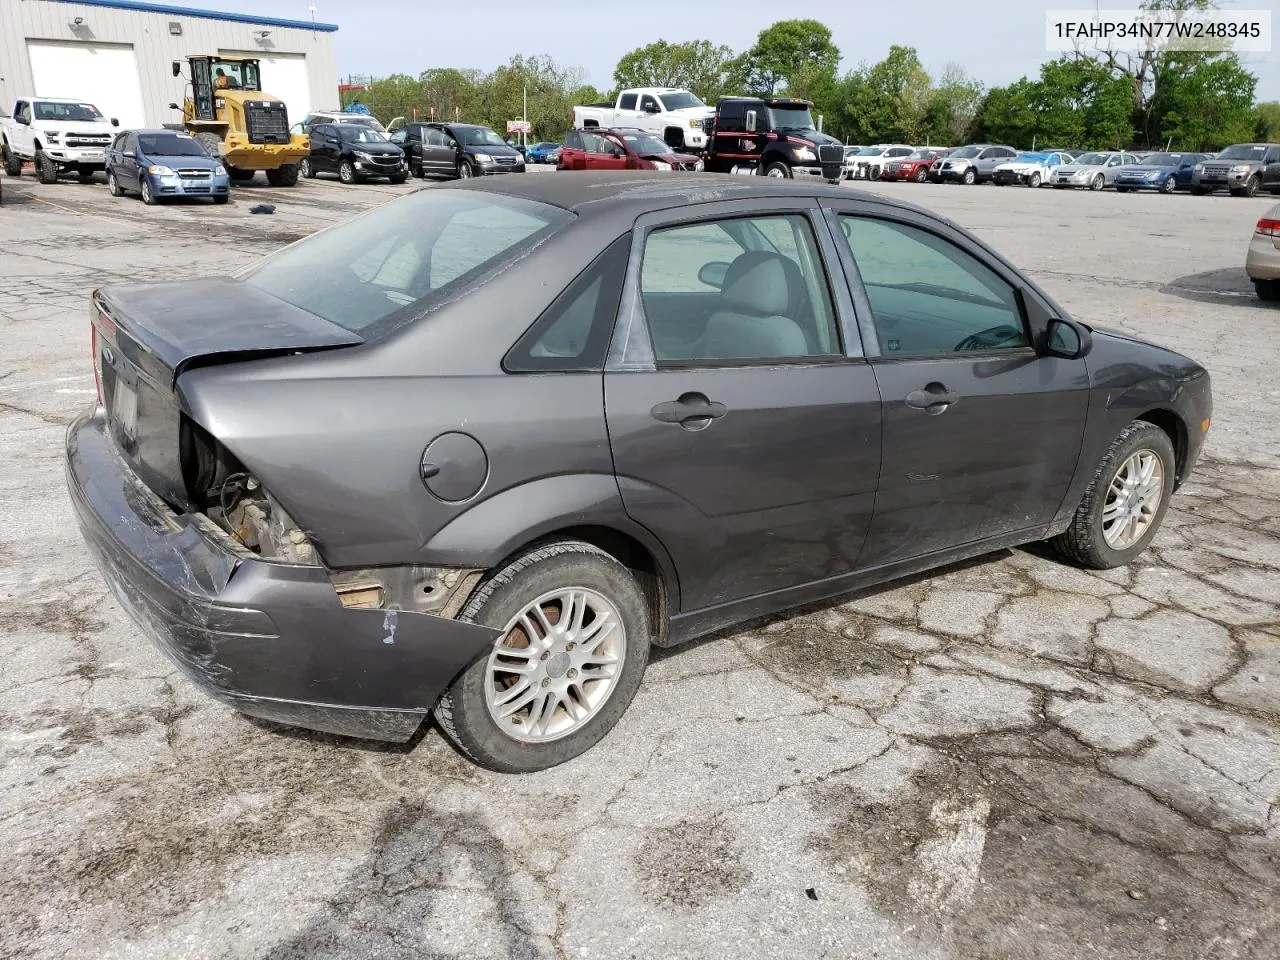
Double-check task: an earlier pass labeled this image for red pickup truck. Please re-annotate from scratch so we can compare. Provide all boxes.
[557,127,703,171]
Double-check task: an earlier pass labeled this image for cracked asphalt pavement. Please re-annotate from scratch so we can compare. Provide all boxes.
[2,172,1279,959]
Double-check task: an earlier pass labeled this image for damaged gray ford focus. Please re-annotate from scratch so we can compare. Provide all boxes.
[66,172,1212,772]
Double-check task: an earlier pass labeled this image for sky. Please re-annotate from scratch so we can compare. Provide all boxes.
[215,1,1277,102]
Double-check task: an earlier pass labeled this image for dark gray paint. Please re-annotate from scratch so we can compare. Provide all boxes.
[73,173,1212,742]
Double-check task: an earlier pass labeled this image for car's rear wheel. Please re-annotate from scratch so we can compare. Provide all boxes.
[1255,279,1280,302]
[435,540,652,772]
[961,168,976,185]
[1090,173,1105,191]
[1051,420,1176,569]
[1,143,21,177]
[1161,175,1177,194]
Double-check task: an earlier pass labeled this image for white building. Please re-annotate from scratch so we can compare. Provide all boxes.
[0,0,339,129]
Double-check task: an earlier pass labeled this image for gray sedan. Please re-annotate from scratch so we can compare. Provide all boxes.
[1052,151,1144,190]
[67,173,1212,772]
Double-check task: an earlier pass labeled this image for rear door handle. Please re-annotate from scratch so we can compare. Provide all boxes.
[651,392,727,430]
[905,384,959,415]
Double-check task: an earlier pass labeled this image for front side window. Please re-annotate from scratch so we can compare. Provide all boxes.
[838,217,1028,357]
[639,95,659,112]
[639,214,839,363]
[241,191,574,339]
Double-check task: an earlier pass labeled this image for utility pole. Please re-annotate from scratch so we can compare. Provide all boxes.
[523,84,528,146]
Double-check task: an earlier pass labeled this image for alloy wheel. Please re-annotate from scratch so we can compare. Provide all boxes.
[1102,449,1164,550]
[484,587,626,742]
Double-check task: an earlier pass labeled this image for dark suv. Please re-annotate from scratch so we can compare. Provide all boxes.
[1191,143,1280,197]
[300,123,406,184]
[391,122,526,179]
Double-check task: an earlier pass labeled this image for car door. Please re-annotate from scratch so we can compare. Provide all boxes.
[820,200,1090,566]
[617,92,641,124]
[603,200,882,612]
[12,100,32,154]
[306,124,330,172]
[638,94,661,128]
[1262,146,1280,189]
[587,133,629,171]
[120,132,142,188]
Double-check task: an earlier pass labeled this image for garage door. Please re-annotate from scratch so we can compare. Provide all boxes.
[27,41,147,129]
[220,51,311,128]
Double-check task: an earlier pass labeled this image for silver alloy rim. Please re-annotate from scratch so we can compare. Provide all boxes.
[141,180,151,203]
[1102,449,1164,549]
[484,587,626,743]
[459,163,470,178]
[340,163,353,182]
[108,172,118,195]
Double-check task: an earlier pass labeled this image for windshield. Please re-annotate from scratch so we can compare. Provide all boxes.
[767,106,815,130]
[33,101,103,122]
[1140,153,1181,166]
[1074,152,1108,165]
[211,59,260,91]
[950,146,982,159]
[1218,144,1266,161]
[137,133,209,157]
[1013,153,1045,163]
[340,127,390,144]
[241,190,574,339]
[659,92,705,111]
[454,126,507,146]
[855,147,884,156]
[341,116,385,132]
[907,149,934,159]
[621,133,672,154]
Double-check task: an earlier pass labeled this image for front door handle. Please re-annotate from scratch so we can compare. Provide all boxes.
[651,392,727,430]
[905,383,959,415]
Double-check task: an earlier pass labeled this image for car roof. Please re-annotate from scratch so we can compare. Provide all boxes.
[449,170,927,219]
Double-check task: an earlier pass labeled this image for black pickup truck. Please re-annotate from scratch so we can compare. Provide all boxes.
[701,97,844,182]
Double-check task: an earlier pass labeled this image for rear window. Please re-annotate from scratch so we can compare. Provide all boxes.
[240,189,573,338]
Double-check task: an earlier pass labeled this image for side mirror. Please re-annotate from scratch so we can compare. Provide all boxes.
[643,102,659,114]
[1044,317,1092,359]
[172,60,182,77]
[745,110,757,133]
[110,118,119,127]
[698,261,731,288]
[168,102,180,110]
[16,116,28,126]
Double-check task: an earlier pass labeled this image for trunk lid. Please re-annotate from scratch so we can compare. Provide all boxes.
[92,277,363,509]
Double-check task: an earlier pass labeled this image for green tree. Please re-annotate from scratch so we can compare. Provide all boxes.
[922,64,983,145]
[417,68,482,124]
[740,20,840,96]
[1255,102,1280,141]
[1153,54,1257,149]
[360,73,424,126]
[971,79,1037,146]
[613,39,739,102]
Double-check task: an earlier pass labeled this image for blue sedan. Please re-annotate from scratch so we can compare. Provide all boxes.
[1112,151,1210,194]
[105,129,230,205]
[525,141,562,164]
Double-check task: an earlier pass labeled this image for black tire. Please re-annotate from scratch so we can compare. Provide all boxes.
[389,173,407,184]
[140,177,157,205]
[194,132,223,162]
[914,166,928,183]
[1089,173,1105,191]
[228,167,256,183]
[78,171,95,183]
[1161,175,1176,194]
[299,157,315,179]
[1115,186,1130,193]
[663,127,685,151]
[1051,420,1177,570]
[213,194,229,205]
[1190,185,1205,196]
[36,149,58,184]
[1028,172,1041,188]
[435,540,652,772]
[1244,174,1260,198]
[1053,184,1067,189]
[107,170,124,197]
[338,159,357,184]
[2,146,22,177]
[456,160,473,179]
[1255,279,1280,302]
[961,167,976,185]
[266,164,298,187]
[763,160,792,179]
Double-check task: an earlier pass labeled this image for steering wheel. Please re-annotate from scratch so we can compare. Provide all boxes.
[954,325,1024,352]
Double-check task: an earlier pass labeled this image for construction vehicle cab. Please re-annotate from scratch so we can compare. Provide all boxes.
[170,55,308,186]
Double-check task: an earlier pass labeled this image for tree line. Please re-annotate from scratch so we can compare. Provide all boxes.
[353,11,1278,150]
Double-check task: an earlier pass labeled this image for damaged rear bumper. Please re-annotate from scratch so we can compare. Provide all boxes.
[65,408,499,742]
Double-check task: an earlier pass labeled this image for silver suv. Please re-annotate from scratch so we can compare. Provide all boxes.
[1192,143,1280,197]
[931,144,1017,184]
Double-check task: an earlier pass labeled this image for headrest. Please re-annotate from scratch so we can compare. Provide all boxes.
[720,252,791,316]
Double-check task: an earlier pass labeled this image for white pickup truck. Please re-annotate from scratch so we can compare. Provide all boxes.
[572,88,714,152]
[1,97,120,183]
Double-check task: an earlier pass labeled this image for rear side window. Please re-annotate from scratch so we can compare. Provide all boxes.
[619,94,637,110]
[505,236,630,372]
[564,129,583,149]
[241,191,574,339]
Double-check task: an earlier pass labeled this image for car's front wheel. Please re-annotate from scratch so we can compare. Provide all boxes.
[1051,420,1176,569]
[338,160,357,184]
[1090,173,1105,191]
[140,177,156,205]
[1028,172,1041,188]
[1162,175,1177,194]
[435,540,652,772]
[299,157,315,179]
[764,161,792,179]
[914,166,928,182]
[107,170,123,197]
[961,168,976,185]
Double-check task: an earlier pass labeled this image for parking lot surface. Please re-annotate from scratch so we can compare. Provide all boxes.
[2,172,1278,960]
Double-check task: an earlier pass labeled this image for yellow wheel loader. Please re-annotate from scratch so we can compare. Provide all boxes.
[168,56,308,186]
